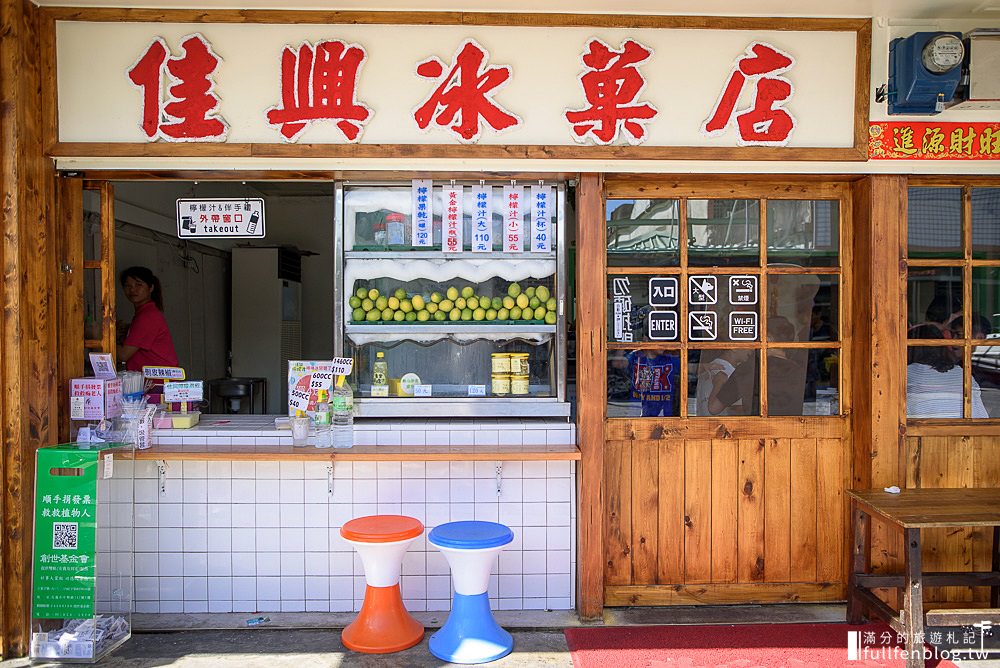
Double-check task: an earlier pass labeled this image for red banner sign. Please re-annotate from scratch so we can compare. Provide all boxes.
[869,121,1000,160]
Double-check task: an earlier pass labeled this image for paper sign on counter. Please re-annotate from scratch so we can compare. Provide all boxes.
[414,385,433,397]
[371,386,389,397]
[331,357,354,376]
[288,388,311,412]
[467,385,487,396]
[309,371,334,391]
[89,353,117,379]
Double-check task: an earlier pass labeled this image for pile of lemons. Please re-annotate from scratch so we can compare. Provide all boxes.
[350,282,557,325]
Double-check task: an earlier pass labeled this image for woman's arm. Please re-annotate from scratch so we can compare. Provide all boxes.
[117,344,139,364]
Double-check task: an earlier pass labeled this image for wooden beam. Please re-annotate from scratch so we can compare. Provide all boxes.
[604,582,843,606]
[56,177,84,444]
[575,173,605,620]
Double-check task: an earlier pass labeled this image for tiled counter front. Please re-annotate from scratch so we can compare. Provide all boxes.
[130,418,577,614]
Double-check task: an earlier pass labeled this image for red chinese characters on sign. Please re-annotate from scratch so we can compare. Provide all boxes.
[869,122,1000,160]
[266,40,372,142]
[565,39,658,145]
[702,42,796,147]
[413,39,521,143]
[127,34,228,142]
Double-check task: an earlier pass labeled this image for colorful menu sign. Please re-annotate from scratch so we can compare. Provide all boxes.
[177,198,265,238]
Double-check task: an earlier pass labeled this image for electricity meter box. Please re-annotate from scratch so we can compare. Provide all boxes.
[30,443,134,663]
[888,31,963,115]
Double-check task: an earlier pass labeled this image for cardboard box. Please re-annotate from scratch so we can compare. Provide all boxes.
[69,377,123,420]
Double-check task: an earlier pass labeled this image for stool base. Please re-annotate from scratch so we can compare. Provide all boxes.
[342,584,424,654]
[429,592,513,664]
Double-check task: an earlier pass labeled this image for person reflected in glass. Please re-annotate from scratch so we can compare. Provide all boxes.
[625,348,680,417]
[117,266,179,372]
[906,324,986,418]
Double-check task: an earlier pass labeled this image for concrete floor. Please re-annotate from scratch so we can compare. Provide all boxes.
[5,605,999,667]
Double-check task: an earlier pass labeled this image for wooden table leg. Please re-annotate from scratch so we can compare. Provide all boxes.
[847,504,870,624]
[991,526,999,608]
[902,527,925,668]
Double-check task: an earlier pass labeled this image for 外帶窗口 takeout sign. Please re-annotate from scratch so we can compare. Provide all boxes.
[54,21,859,150]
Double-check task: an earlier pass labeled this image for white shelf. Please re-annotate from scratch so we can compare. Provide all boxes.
[345,251,557,260]
[345,324,556,335]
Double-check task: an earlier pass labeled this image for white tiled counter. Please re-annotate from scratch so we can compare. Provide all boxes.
[125,416,578,615]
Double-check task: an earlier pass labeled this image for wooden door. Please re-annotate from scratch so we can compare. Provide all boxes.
[589,177,853,606]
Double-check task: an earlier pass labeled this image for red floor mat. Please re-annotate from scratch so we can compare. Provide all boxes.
[565,623,962,667]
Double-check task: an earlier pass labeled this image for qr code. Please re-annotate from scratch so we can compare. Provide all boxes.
[53,522,78,550]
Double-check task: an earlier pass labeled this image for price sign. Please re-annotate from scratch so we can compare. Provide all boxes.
[442,184,463,253]
[309,371,334,391]
[411,178,433,247]
[471,185,493,252]
[289,388,311,412]
[331,357,354,376]
[142,366,186,380]
[530,185,552,253]
[503,185,523,253]
[467,384,487,396]
[164,381,204,402]
[414,385,433,397]
[370,385,389,397]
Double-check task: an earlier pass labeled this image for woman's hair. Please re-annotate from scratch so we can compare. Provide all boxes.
[907,324,955,372]
[119,266,163,311]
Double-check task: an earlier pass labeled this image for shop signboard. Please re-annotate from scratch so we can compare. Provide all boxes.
[176,198,265,238]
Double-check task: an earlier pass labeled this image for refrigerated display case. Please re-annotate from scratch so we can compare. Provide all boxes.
[335,181,569,418]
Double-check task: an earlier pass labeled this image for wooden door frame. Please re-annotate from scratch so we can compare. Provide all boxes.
[576,174,866,617]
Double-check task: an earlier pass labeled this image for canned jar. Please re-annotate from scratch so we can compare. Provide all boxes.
[511,374,530,396]
[510,353,530,376]
[491,373,510,396]
[491,353,511,374]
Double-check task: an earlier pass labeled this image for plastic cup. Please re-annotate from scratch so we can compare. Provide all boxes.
[290,417,311,446]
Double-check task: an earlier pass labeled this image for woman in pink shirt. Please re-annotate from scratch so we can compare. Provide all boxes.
[117,266,179,372]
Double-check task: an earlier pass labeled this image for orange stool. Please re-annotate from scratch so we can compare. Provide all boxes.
[339,515,425,653]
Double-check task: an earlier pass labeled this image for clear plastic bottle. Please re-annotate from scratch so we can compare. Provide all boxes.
[314,389,332,448]
[332,376,354,449]
[372,352,389,391]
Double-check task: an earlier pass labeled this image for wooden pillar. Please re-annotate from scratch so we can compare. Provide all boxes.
[1,0,57,657]
[575,173,605,620]
[850,174,907,603]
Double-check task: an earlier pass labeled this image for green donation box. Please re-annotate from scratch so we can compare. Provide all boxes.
[30,443,134,662]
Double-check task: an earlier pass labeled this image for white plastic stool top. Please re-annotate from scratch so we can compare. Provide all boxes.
[435,544,506,596]
[339,515,424,588]
[428,521,514,596]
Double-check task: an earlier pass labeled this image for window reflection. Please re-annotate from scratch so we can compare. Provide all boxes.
[606,199,680,267]
[906,325,984,418]
[767,274,839,342]
[971,188,1000,260]
[607,349,680,417]
[907,267,963,337]
[908,187,962,259]
[688,349,760,416]
[766,200,839,267]
[688,199,760,267]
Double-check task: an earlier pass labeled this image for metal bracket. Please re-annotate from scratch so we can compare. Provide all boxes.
[157,460,167,497]
[327,463,335,497]
[496,462,503,496]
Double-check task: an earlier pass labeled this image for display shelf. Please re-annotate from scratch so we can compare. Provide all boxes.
[135,442,580,461]
[354,398,571,418]
[345,324,556,335]
[346,250,557,261]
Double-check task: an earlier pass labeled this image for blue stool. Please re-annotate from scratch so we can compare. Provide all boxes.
[428,521,514,664]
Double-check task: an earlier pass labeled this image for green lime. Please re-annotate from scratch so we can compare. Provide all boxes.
[536,286,551,302]
[449,308,461,321]
[455,297,467,310]
[546,297,557,311]
[502,296,515,310]
[367,288,379,300]
[375,296,388,311]
[461,286,475,299]
[534,306,546,320]
[461,308,473,321]
[440,299,454,313]
[417,310,431,322]
[544,311,557,325]
[356,287,368,299]
[516,294,529,309]
[349,296,362,309]
[510,307,522,320]
[381,308,394,321]
[387,296,400,310]
[394,288,407,300]
[525,286,536,299]
[400,299,413,313]
[491,297,503,310]
[498,308,510,321]
[365,309,380,322]
[467,296,480,310]
[393,310,406,322]
[507,282,521,297]
[405,311,417,322]
[446,286,459,301]
[485,308,497,321]
[430,292,443,303]
[528,296,540,309]
[411,295,426,311]
[473,307,486,321]
[434,311,447,321]
[361,298,374,311]
[352,308,365,322]
[426,302,439,314]
[521,307,533,321]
